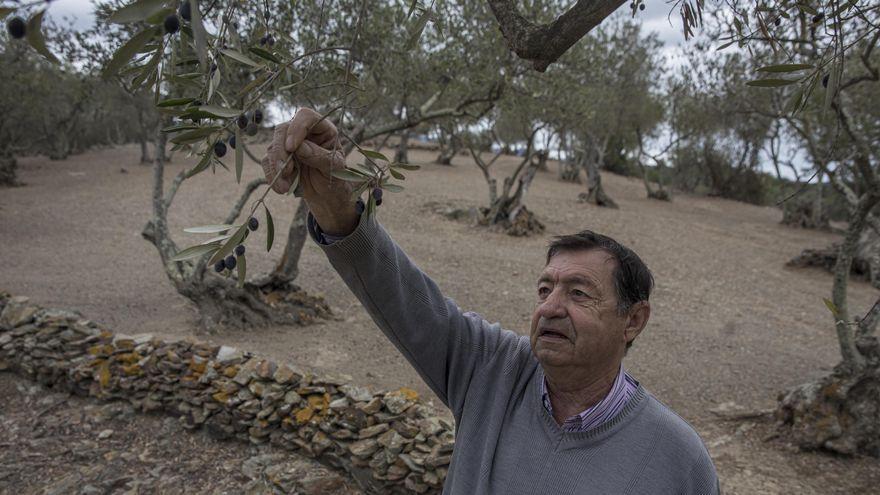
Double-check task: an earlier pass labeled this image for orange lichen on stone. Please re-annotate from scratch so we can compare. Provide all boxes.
[189,359,207,374]
[398,387,419,400]
[121,364,142,376]
[308,393,330,411]
[212,391,230,403]
[97,362,111,388]
[223,365,239,378]
[115,352,141,364]
[295,407,315,424]
[87,344,114,356]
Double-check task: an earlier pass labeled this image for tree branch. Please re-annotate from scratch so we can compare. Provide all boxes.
[163,170,187,211]
[858,297,880,338]
[487,0,627,71]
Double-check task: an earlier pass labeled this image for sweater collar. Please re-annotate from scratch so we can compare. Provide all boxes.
[533,366,650,446]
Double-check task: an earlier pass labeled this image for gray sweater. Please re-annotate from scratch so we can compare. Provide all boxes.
[309,212,720,494]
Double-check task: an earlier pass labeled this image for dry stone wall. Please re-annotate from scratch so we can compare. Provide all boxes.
[0,293,454,494]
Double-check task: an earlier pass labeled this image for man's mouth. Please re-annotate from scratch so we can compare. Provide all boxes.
[538,328,569,341]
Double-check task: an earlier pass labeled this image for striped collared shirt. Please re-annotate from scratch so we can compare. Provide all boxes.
[541,364,639,432]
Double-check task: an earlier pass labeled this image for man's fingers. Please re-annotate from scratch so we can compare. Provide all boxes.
[284,108,338,154]
[260,155,292,194]
[294,140,345,174]
[260,122,295,194]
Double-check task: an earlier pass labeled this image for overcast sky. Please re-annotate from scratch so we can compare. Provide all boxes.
[48,0,690,53]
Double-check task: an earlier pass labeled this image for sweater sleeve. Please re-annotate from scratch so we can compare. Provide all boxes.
[308,211,516,417]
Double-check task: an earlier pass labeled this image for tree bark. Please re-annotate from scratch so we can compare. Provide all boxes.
[832,198,878,370]
[578,138,618,208]
[0,155,20,187]
[486,0,628,71]
[435,132,461,165]
[141,122,328,332]
[394,130,410,164]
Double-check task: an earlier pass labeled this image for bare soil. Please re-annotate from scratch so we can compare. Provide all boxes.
[2,144,879,494]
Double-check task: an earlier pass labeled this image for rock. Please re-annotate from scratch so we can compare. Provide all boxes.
[377,429,407,454]
[392,420,420,439]
[283,391,302,405]
[248,380,266,398]
[359,397,382,415]
[97,429,114,439]
[273,364,299,385]
[233,359,260,386]
[256,360,277,379]
[383,389,418,415]
[215,345,243,364]
[349,438,379,458]
[241,453,288,479]
[418,418,443,437]
[358,423,389,439]
[330,397,350,410]
[341,384,374,403]
[0,296,38,329]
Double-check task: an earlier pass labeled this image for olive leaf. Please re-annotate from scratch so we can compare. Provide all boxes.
[330,168,368,182]
[185,151,213,178]
[381,183,404,193]
[392,163,421,170]
[757,64,814,73]
[746,78,797,88]
[170,242,221,262]
[235,127,243,184]
[358,149,389,161]
[208,224,248,265]
[388,167,405,180]
[406,10,430,50]
[823,298,840,318]
[157,97,195,107]
[26,11,59,64]
[249,47,281,64]
[220,49,263,68]
[199,105,241,119]
[265,206,275,252]
[108,0,167,24]
[171,126,220,144]
[103,27,159,78]
[236,254,247,288]
[183,224,235,233]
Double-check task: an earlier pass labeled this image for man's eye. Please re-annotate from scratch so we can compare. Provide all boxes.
[572,289,590,298]
[537,287,550,297]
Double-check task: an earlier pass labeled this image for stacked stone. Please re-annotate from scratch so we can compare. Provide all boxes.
[0,293,454,494]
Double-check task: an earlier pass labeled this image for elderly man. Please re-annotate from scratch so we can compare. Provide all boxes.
[262,109,720,494]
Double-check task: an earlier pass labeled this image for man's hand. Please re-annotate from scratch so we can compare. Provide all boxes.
[261,108,360,237]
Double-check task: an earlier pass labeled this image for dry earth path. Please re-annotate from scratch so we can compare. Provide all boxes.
[1,144,878,493]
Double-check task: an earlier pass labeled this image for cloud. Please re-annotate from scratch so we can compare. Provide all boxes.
[46,0,96,31]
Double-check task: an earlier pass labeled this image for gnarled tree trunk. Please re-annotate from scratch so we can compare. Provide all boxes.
[0,155,20,187]
[142,128,329,332]
[435,131,461,165]
[778,193,880,456]
[577,138,617,208]
[394,130,410,164]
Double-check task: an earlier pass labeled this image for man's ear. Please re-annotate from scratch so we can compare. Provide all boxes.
[624,301,650,346]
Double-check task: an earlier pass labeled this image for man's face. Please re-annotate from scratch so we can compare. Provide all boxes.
[529,249,630,376]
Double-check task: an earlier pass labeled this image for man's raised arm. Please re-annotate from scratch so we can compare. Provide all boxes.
[260,108,522,417]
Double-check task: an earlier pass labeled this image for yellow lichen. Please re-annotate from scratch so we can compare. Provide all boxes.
[295,407,315,424]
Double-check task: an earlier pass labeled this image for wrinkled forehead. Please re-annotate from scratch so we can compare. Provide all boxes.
[539,249,618,286]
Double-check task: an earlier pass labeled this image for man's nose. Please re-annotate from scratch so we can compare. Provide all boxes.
[536,288,567,319]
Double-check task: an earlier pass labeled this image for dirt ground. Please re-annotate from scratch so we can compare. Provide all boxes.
[1,143,879,494]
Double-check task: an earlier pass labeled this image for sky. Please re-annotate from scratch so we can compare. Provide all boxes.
[47,0,692,54]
